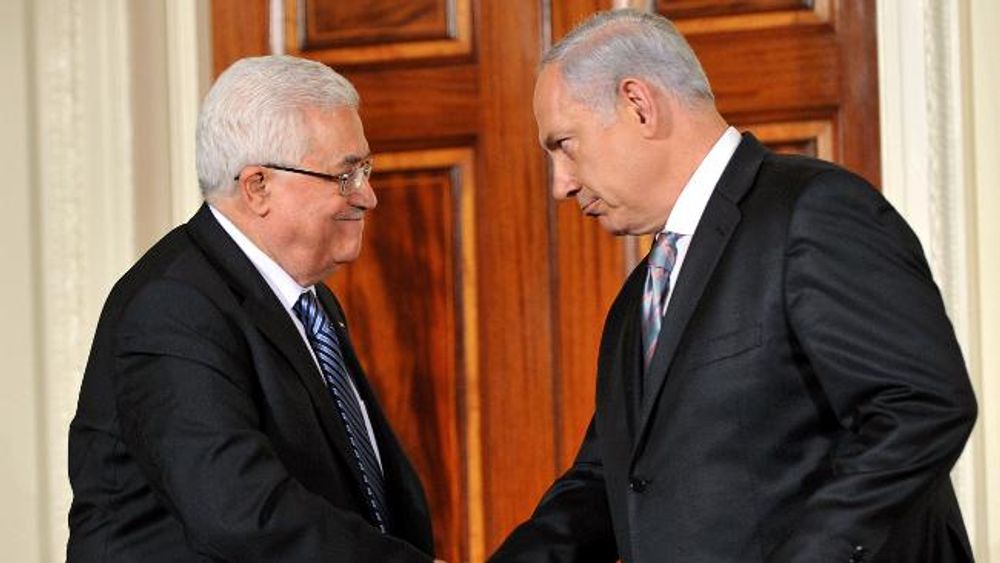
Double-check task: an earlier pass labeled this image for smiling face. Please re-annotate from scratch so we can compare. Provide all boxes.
[258,105,377,285]
[533,65,670,236]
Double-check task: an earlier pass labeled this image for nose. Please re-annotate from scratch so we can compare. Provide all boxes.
[352,176,378,210]
[551,160,580,200]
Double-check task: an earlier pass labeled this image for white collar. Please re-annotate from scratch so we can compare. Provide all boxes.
[208,205,312,312]
[662,126,742,236]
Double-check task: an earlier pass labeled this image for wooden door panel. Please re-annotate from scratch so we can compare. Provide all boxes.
[303,0,451,47]
[474,2,557,554]
[286,0,473,66]
[748,119,833,159]
[347,65,480,149]
[663,0,827,29]
[211,0,879,559]
[672,0,880,185]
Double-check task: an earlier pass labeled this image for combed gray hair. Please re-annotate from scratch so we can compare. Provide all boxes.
[542,9,713,117]
[196,55,359,199]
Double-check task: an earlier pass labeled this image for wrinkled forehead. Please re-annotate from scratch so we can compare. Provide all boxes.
[301,105,370,165]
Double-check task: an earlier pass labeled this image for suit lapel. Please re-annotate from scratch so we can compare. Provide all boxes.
[616,263,648,440]
[185,205,367,494]
[631,134,768,463]
[595,259,648,479]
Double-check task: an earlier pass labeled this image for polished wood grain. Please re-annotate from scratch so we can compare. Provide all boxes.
[345,65,480,151]
[745,119,833,159]
[475,0,558,554]
[833,0,881,187]
[670,0,829,34]
[304,0,450,47]
[694,32,839,121]
[211,0,269,76]
[285,0,472,67]
[662,0,816,20]
[681,0,880,186]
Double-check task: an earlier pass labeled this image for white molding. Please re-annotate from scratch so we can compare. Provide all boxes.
[0,0,43,559]
[877,0,932,238]
[166,0,209,224]
[878,0,989,557]
[33,0,135,557]
[968,0,1000,557]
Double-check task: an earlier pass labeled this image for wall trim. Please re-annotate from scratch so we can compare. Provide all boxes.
[166,0,210,224]
[968,0,1000,557]
[32,0,136,557]
[877,0,990,557]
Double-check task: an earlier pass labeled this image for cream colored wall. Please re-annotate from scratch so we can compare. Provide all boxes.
[969,0,1000,558]
[0,1,209,560]
[0,0,44,560]
[879,0,999,560]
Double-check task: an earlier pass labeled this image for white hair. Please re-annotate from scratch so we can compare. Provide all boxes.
[542,9,713,117]
[196,55,359,199]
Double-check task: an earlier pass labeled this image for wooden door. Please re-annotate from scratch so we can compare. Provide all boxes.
[210,1,878,561]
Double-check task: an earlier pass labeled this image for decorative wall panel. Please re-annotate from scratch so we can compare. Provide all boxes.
[745,119,833,159]
[285,0,473,66]
[664,0,830,34]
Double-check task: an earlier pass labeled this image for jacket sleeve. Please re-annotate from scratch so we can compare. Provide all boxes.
[489,416,618,563]
[113,279,433,563]
[769,171,977,561]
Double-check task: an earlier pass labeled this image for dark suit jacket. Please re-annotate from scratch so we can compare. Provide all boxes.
[492,134,977,563]
[68,205,435,562]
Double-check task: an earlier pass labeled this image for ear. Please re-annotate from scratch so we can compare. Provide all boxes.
[618,78,661,136]
[235,166,271,217]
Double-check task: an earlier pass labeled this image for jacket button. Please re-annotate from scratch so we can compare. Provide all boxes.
[629,478,648,492]
[849,545,865,562]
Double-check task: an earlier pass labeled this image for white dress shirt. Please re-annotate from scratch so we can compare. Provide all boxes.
[209,205,383,471]
[659,126,742,313]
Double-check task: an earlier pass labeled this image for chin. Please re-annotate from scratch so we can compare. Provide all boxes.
[596,216,626,236]
[336,243,364,264]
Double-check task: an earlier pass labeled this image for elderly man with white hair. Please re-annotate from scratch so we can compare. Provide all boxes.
[68,55,438,562]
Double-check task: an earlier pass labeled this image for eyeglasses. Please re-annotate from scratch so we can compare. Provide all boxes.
[234,160,374,196]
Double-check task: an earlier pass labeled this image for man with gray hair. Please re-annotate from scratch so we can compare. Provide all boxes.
[492,9,975,562]
[68,55,438,561]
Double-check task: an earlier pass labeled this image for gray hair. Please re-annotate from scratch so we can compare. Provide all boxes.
[542,9,713,117]
[196,55,359,199]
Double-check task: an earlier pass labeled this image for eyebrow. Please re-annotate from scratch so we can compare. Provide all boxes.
[338,152,373,168]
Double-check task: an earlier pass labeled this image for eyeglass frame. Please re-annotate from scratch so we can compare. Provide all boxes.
[233,159,374,197]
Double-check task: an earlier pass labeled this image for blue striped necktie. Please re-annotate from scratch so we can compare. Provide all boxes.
[293,291,389,533]
[641,232,682,370]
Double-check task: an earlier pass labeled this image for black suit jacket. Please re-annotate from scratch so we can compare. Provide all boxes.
[492,135,977,562]
[68,205,435,562]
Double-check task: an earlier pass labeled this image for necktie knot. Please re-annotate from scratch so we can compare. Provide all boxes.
[648,231,681,272]
[641,231,682,371]
[294,291,324,333]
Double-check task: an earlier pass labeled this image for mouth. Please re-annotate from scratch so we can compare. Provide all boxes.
[335,214,365,221]
[580,199,601,216]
